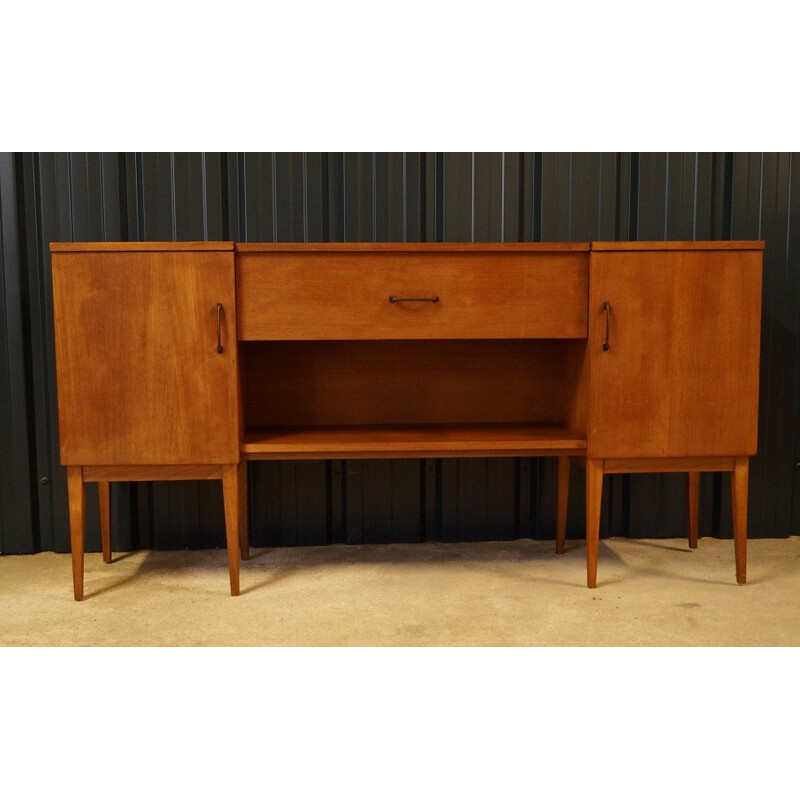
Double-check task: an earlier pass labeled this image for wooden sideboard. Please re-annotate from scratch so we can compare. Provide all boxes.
[50,240,764,599]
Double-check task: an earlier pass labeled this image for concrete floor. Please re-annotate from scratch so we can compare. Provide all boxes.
[1,536,798,645]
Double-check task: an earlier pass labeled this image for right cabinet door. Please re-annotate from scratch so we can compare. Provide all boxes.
[588,245,763,459]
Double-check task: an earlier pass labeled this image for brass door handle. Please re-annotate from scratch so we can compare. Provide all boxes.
[215,303,224,354]
[602,301,611,351]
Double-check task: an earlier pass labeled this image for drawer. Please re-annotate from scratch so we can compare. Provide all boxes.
[236,248,588,340]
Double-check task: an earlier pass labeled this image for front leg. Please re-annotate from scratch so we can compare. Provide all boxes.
[222,464,242,596]
[732,457,749,584]
[585,459,604,589]
[67,467,86,600]
[98,481,112,563]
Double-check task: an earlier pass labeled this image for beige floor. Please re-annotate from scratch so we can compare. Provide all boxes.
[1,536,798,646]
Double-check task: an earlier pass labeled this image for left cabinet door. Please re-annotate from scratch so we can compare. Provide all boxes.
[52,246,239,465]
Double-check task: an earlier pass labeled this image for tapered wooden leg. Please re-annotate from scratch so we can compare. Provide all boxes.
[585,458,604,589]
[238,461,249,561]
[67,467,86,601]
[687,472,700,549]
[556,456,570,554]
[98,481,112,563]
[222,464,241,596]
[732,457,749,585]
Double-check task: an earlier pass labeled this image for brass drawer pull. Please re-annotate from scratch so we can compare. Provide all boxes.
[389,296,439,303]
[215,303,224,354]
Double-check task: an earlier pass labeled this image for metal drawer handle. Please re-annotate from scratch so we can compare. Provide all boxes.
[602,301,610,351]
[215,303,224,354]
[389,296,439,303]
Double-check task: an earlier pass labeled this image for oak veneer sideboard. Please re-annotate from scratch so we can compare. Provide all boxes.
[50,240,764,600]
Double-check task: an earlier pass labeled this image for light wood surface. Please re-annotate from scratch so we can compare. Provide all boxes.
[241,340,585,428]
[603,457,736,474]
[242,423,586,460]
[588,249,762,458]
[67,466,85,601]
[98,481,111,564]
[237,251,588,340]
[565,342,589,442]
[83,465,224,482]
[52,250,240,465]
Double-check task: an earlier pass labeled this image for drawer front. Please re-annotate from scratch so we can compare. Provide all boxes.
[237,251,588,340]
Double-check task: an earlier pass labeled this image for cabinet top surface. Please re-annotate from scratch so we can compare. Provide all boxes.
[50,240,766,253]
[235,242,591,253]
[50,241,234,252]
[590,240,765,251]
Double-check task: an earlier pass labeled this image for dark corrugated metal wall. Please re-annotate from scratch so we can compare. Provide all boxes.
[0,153,36,554]
[0,152,797,555]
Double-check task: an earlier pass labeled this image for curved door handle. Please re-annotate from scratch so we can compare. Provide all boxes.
[215,303,224,354]
[389,296,440,303]
[602,301,611,351]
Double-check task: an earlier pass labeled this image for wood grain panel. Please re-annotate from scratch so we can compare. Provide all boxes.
[52,249,239,465]
[603,457,736,474]
[236,250,588,340]
[83,465,225,481]
[588,247,763,458]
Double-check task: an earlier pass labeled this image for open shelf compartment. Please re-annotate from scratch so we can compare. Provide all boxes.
[239,339,589,460]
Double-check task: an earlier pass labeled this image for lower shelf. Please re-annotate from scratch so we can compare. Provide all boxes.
[241,422,587,460]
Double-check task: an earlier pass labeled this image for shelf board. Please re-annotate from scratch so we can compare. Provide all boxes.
[241,423,586,460]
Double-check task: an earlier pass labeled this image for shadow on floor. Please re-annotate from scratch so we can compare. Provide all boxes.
[80,535,790,598]
[84,539,609,597]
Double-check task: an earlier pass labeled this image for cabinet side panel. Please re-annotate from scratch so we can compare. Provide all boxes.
[52,250,239,464]
[588,249,762,458]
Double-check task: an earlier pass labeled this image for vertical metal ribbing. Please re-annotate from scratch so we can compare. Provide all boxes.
[169,152,177,240]
[270,152,278,243]
[201,152,208,241]
[0,153,36,553]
